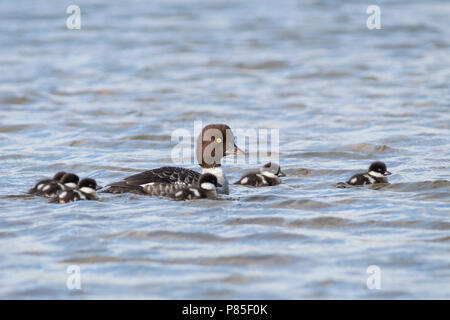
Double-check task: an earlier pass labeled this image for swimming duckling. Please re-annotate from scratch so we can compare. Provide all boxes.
[234,162,286,187]
[49,178,101,203]
[29,171,66,195]
[347,161,392,185]
[170,173,220,200]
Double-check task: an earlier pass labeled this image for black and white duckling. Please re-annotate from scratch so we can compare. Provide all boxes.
[77,178,101,199]
[170,173,220,201]
[42,173,80,198]
[347,161,392,186]
[29,172,79,198]
[234,162,286,187]
[29,171,66,195]
[50,178,100,204]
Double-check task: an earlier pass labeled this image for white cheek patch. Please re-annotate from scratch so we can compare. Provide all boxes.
[369,171,385,178]
[240,177,248,184]
[65,182,77,189]
[261,171,277,178]
[201,182,215,190]
[79,187,95,194]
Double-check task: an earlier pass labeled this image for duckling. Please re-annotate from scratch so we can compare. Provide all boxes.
[234,162,286,187]
[170,173,220,200]
[347,161,392,185]
[50,178,101,203]
[29,171,66,195]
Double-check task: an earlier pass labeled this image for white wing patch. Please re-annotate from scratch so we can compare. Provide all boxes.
[189,188,200,197]
[364,174,375,183]
[140,182,155,188]
[43,185,50,191]
[350,178,357,184]
[256,174,268,185]
[240,177,248,184]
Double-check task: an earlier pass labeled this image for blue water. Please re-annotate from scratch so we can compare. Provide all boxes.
[0,0,449,299]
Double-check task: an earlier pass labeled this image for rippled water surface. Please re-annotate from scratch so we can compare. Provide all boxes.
[0,0,449,299]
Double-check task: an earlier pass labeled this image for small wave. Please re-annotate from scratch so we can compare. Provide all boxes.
[385,180,450,192]
[52,89,117,96]
[203,276,254,284]
[0,124,31,133]
[0,154,28,160]
[198,254,294,266]
[335,143,395,153]
[224,217,284,226]
[284,103,306,109]
[62,256,123,264]
[100,230,227,242]
[430,236,450,242]
[292,151,370,159]
[274,199,330,209]
[292,168,349,177]
[0,194,34,200]
[69,140,88,146]
[289,217,351,228]
[234,60,287,70]
[239,232,307,241]
[240,195,282,202]
[0,232,14,238]
[119,134,171,142]
[0,96,33,105]
[419,192,450,201]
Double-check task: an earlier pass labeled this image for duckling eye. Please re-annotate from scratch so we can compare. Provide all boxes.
[216,138,222,143]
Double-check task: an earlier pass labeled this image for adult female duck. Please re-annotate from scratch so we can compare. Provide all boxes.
[103,124,244,195]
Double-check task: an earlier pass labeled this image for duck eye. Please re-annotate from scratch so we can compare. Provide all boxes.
[216,138,222,143]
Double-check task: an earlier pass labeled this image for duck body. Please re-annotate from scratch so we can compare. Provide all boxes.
[347,173,387,185]
[103,124,243,196]
[104,166,201,195]
[347,161,391,186]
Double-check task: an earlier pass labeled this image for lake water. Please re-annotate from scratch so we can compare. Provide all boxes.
[0,0,449,299]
